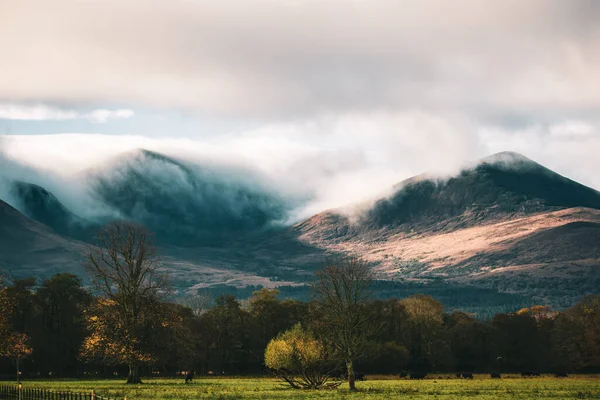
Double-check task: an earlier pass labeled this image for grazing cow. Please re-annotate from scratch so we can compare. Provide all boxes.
[185,371,194,384]
[410,372,427,380]
[555,372,568,378]
[491,372,501,379]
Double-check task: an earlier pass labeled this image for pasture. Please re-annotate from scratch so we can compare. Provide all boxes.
[3,375,599,399]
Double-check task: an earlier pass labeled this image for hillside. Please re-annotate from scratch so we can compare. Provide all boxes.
[9,181,93,239]
[87,149,296,245]
[0,199,89,279]
[293,152,600,304]
[1,150,599,307]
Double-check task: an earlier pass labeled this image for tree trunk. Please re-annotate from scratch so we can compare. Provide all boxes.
[126,363,142,384]
[346,358,356,391]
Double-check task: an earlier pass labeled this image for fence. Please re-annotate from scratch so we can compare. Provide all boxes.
[0,385,119,400]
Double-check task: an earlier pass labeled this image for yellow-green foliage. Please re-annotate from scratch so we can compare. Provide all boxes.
[265,324,326,372]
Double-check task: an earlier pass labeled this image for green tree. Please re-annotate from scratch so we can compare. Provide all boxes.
[400,295,452,372]
[265,324,338,389]
[35,273,92,376]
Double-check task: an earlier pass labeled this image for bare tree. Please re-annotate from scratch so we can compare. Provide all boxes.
[84,221,169,384]
[312,257,376,391]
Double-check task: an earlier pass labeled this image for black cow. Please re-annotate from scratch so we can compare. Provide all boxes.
[185,371,194,384]
[490,372,501,379]
[410,372,427,380]
[457,372,474,379]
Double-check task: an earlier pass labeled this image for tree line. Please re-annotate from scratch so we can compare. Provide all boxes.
[0,222,599,389]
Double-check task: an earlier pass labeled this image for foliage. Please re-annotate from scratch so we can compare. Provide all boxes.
[0,278,11,350]
[265,324,339,389]
[2,333,32,360]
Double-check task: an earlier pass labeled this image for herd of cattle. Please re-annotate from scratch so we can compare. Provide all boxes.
[182,370,570,383]
[359,371,570,380]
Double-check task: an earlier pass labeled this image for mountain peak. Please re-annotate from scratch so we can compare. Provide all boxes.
[478,151,537,166]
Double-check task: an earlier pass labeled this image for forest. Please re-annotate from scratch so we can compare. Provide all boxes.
[1,272,599,381]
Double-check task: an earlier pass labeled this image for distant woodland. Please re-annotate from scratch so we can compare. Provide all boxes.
[1,273,598,379]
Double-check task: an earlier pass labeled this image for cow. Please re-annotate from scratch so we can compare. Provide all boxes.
[457,372,474,379]
[185,371,194,384]
[410,372,427,380]
[490,372,501,379]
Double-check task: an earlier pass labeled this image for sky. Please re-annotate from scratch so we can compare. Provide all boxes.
[1,0,600,216]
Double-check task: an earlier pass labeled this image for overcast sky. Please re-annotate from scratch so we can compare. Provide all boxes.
[1,0,600,212]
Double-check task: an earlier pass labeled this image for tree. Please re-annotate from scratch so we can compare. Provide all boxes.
[0,278,11,349]
[312,257,377,391]
[2,333,32,383]
[36,273,92,376]
[198,295,253,373]
[553,295,600,370]
[83,221,169,384]
[400,295,452,372]
[265,324,338,389]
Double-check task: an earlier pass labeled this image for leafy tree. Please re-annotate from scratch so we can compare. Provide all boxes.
[400,295,452,372]
[197,295,253,373]
[84,221,169,384]
[553,295,600,370]
[35,273,92,376]
[313,257,377,391]
[265,324,339,389]
[2,333,32,383]
[0,278,11,350]
[5,278,38,334]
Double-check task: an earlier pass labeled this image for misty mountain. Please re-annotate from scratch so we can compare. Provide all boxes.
[297,151,600,239]
[87,149,298,245]
[9,181,93,239]
[364,151,600,229]
[1,150,599,308]
[294,152,600,305]
[0,198,88,279]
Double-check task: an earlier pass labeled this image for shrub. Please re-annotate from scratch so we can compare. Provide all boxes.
[265,324,339,389]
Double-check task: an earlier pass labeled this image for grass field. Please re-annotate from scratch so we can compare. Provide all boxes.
[3,375,600,399]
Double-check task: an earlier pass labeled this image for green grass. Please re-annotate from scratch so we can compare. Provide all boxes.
[3,375,600,399]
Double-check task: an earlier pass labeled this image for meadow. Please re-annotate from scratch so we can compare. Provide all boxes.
[3,375,600,400]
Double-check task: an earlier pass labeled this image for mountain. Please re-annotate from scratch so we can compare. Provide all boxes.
[293,152,600,305]
[0,198,89,279]
[9,181,93,239]
[86,149,296,245]
[1,150,599,309]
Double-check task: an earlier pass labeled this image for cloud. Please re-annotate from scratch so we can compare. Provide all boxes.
[0,0,599,119]
[0,103,134,123]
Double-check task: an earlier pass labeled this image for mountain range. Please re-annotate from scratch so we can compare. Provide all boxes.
[1,150,599,311]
